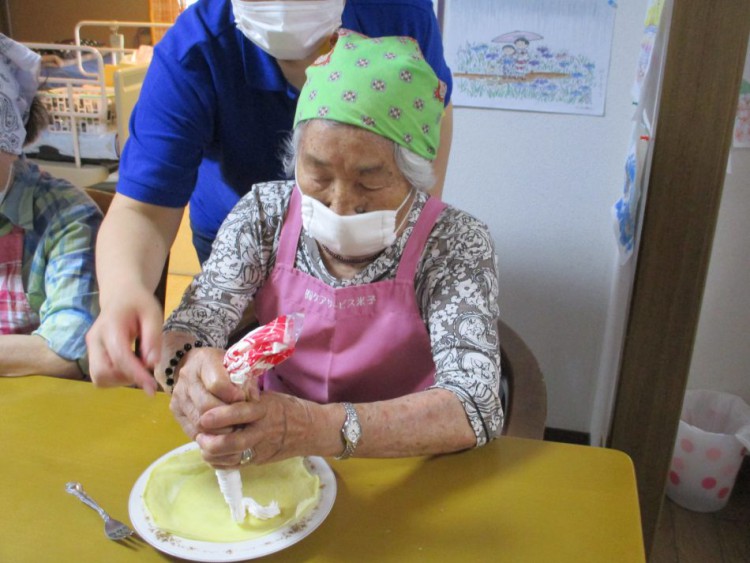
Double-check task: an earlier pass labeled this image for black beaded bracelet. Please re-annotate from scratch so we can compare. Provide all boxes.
[164,340,204,388]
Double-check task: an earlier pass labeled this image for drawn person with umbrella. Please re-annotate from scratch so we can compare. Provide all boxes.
[492,30,543,78]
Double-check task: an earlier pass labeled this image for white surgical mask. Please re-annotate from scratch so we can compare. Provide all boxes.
[298,184,413,258]
[231,0,344,61]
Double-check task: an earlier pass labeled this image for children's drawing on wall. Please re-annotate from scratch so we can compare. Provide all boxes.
[612,0,669,262]
[733,38,750,148]
[442,0,617,115]
[631,0,666,127]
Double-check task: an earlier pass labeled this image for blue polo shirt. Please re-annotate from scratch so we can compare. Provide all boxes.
[117,0,452,248]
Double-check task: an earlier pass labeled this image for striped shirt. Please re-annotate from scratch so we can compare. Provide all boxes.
[0,158,102,373]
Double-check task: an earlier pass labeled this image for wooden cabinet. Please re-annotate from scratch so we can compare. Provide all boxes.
[5,0,149,45]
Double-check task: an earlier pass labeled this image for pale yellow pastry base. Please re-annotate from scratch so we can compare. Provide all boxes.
[144,449,320,542]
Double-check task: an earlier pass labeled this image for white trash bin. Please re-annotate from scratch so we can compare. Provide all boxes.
[666,390,750,512]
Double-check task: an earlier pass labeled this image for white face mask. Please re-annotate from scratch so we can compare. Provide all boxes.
[298,184,413,258]
[231,0,344,61]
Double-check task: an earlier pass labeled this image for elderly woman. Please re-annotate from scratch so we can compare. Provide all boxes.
[161,30,501,466]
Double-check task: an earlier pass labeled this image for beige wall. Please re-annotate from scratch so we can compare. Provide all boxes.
[7,0,149,46]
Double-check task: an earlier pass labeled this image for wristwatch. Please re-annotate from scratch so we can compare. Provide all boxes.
[335,402,361,460]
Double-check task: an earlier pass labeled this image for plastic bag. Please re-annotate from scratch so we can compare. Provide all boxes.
[216,312,304,522]
[666,390,750,512]
[223,313,305,385]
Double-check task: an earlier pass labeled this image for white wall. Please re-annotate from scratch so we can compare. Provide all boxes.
[688,152,750,404]
[443,0,649,433]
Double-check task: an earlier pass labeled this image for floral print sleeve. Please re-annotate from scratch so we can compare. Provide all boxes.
[165,182,503,445]
[164,183,286,347]
[416,208,502,445]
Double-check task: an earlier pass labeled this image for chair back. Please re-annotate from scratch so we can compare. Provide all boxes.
[498,319,547,439]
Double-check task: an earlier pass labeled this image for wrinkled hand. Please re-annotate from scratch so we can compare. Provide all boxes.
[86,286,164,394]
[195,392,313,467]
[169,347,247,440]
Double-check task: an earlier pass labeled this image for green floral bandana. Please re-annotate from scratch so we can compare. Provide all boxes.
[294,29,446,161]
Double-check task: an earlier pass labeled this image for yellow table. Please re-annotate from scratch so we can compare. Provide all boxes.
[0,377,645,562]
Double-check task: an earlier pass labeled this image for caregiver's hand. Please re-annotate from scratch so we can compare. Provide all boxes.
[86,286,163,394]
[88,193,183,394]
[169,346,247,439]
[195,392,324,467]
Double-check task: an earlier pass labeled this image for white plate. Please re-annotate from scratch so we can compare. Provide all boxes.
[129,442,336,562]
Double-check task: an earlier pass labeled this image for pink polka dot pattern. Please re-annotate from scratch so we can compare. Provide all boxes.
[701,477,717,490]
[666,391,750,512]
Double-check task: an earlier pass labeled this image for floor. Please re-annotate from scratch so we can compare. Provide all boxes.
[650,458,750,562]
[164,274,193,319]
[164,206,200,318]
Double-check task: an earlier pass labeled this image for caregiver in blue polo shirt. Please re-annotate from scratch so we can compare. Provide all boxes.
[87,0,453,391]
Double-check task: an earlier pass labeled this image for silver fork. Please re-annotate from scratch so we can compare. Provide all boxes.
[65,482,135,540]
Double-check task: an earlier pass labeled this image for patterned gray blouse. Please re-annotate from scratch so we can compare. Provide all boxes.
[165,181,502,445]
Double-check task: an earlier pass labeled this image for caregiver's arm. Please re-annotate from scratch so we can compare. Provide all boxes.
[86,194,183,392]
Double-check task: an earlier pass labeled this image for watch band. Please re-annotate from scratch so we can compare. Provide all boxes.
[335,402,361,460]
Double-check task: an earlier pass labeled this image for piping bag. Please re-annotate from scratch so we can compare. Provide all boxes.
[216,312,305,522]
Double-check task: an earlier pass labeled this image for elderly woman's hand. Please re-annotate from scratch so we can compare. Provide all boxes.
[193,392,318,467]
[169,346,247,439]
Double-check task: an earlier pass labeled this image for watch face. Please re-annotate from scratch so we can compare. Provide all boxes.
[345,421,361,443]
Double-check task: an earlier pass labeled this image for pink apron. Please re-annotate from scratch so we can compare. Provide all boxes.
[0,224,39,334]
[255,189,447,404]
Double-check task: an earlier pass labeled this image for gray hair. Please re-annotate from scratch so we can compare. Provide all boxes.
[280,120,436,192]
